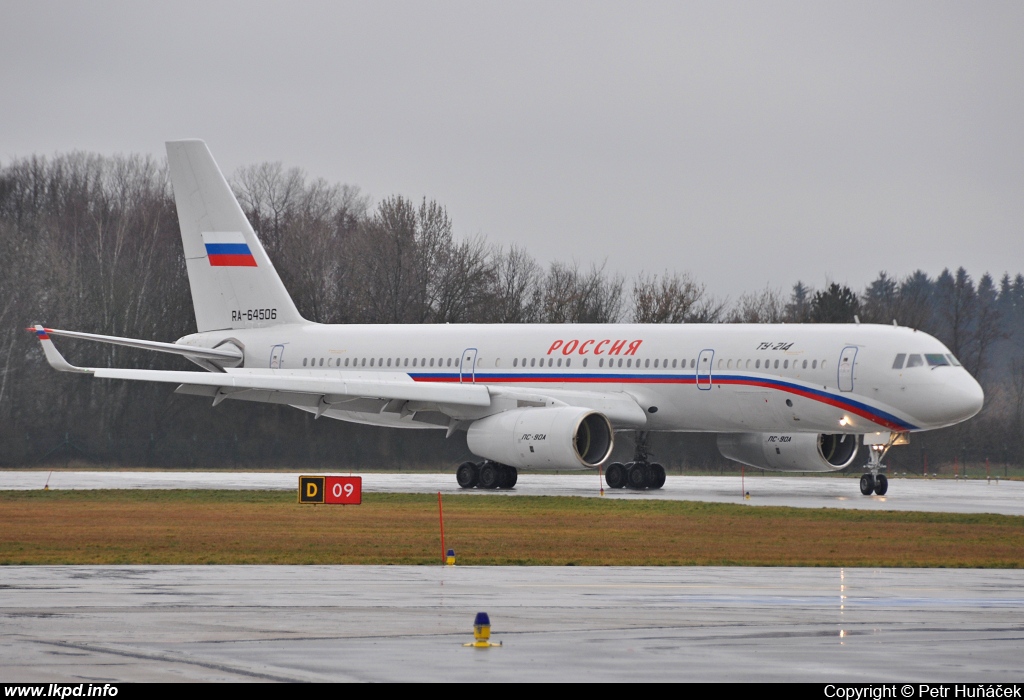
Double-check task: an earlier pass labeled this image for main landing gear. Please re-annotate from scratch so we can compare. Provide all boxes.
[456,461,518,490]
[604,431,667,490]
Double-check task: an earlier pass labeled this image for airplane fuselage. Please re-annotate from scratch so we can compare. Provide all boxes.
[178,321,984,437]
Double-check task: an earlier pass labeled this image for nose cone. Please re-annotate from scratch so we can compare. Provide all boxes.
[909,370,984,428]
[955,372,986,421]
[938,371,985,426]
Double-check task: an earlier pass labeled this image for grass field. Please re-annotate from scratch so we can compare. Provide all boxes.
[1,489,1022,567]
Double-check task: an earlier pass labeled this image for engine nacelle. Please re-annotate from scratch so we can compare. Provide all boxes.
[466,407,614,470]
[717,432,860,472]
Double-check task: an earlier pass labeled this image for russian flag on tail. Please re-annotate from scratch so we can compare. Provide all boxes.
[202,232,257,267]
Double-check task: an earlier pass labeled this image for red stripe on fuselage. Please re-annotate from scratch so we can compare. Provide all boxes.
[411,374,908,432]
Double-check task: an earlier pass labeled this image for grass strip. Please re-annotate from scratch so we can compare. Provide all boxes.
[1,489,1021,567]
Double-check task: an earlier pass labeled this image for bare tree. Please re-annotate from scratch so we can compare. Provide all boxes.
[632,272,723,323]
[543,261,623,323]
[728,285,785,323]
[489,245,543,323]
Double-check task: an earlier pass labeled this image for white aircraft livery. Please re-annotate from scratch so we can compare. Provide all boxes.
[32,140,985,496]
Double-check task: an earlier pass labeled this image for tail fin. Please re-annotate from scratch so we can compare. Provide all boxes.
[166,139,304,332]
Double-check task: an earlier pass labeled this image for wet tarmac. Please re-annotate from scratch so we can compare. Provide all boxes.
[2,470,1022,516]
[2,565,1022,682]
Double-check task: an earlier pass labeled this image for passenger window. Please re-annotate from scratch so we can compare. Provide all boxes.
[618,359,624,368]
[513,358,518,367]
[906,354,924,368]
[344,358,349,367]
[783,360,788,369]
[802,360,807,369]
[361,358,366,367]
[548,358,554,367]
[566,359,571,367]
[599,359,604,367]
[530,358,536,367]
[318,358,323,367]
[627,359,632,368]
[430,358,435,367]
[645,359,650,368]
[387,358,392,367]
[370,358,375,367]
[557,358,563,367]
[755,359,760,369]
[892,353,906,369]
[774,360,779,369]
[672,359,677,368]
[812,360,817,369]
[691,359,696,369]
[582,358,587,367]
[303,358,308,367]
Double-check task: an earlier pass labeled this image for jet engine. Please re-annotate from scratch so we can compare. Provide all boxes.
[717,432,859,472]
[466,407,614,470]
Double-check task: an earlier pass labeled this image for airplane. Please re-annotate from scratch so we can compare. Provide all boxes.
[30,140,985,496]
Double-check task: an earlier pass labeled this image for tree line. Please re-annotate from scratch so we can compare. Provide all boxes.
[1,151,1021,470]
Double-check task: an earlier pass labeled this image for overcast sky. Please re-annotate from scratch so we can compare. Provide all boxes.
[3,1,1022,301]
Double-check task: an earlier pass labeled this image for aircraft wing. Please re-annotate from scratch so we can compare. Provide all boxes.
[31,325,646,427]
[33,326,243,366]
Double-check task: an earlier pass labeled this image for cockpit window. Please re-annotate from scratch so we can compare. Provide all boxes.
[906,354,924,368]
[892,353,906,370]
[946,354,962,367]
[925,354,950,367]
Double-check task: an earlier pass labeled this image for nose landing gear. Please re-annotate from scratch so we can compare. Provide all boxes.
[861,433,902,495]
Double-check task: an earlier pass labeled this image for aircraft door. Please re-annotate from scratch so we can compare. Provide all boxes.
[838,346,857,392]
[269,344,284,369]
[696,349,714,390]
[459,348,478,383]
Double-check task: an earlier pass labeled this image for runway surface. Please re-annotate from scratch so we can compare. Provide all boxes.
[3,565,1022,682]
[3,470,1022,516]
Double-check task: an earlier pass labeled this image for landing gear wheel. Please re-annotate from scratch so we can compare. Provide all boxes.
[456,462,479,488]
[501,466,518,489]
[859,473,876,496]
[874,474,888,495]
[605,462,626,489]
[479,463,501,489]
[648,463,666,489]
[627,462,648,489]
